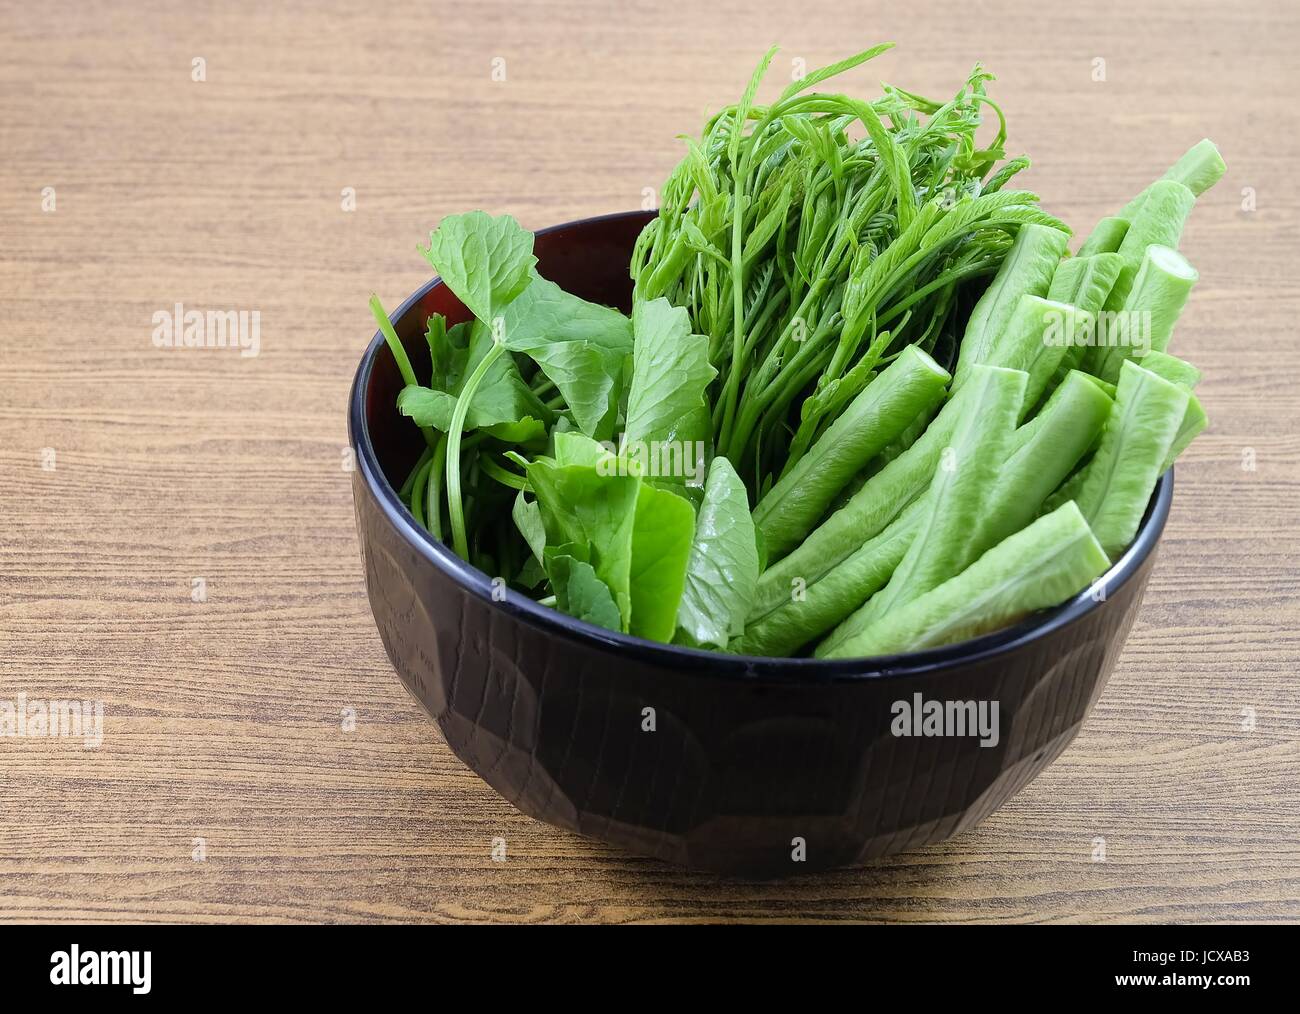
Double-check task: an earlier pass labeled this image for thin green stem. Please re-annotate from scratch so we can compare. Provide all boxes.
[446,343,506,559]
[369,294,418,389]
[425,436,448,539]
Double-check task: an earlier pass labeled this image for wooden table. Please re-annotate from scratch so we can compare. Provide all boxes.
[2,0,1297,923]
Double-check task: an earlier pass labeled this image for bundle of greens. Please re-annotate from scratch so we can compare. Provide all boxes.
[369,43,1223,659]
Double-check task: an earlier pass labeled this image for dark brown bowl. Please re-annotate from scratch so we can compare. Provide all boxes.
[348,210,1173,877]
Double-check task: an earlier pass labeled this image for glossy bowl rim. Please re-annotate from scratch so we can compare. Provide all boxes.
[348,208,1173,684]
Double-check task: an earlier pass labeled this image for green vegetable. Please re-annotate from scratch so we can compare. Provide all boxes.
[1048,252,1123,308]
[974,370,1113,546]
[628,484,697,641]
[979,294,1093,416]
[1034,253,1128,395]
[1163,394,1207,472]
[818,501,1110,657]
[1068,360,1191,559]
[745,369,1109,657]
[513,490,546,563]
[748,377,978,616]
[1134,349,1202,391]
[1126,350,1207,471]
[735,495,923,657]
[370,47,1220,658]
[418,211,537,325]
[676,456,761,648]
[952,223,1069,389]
[1118,138,1226,221]
[843,364,1027,631]
[631,47,1059,487]
[1076,217,1129,257]
[624,298,717,464]
[396,321,550,440]
[527,434,641,626]
[490,274,632,438]
[1042,252,1124,392]
[752,344,950,560]
[1104,180,1196,311]
[546,549,623,632]
[1095,245,1198,383]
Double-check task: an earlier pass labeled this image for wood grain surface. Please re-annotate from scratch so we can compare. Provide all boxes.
[2,0,1298,923]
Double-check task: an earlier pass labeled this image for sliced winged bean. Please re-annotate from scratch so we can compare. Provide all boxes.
[845,364,1027,629]
[750,378,978,616]
[818,501,1110,658]
[1043,253,1124,392]
[1105,181,1196,311]
[1118,139,1226,220]
[1076,217,1130,256]
[979,294,1092,416]
[1162,393,1207,472]
[753,343,949,560]
[1072,360,1190,558]
[735,495,924,656]
[1048,253,1124,308]
[952,223,1069,388]
[975,370,1113,549]
[803,368,1107,658]
[1135,349,1202,391]
[1096,245,1198,382]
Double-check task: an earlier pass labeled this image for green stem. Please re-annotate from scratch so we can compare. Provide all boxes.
[409,457,434,528]
[479,453,531,492]
[446,343,506,559]
[398,446,434,501]
[369,294,418,389]
[425,436,448,539]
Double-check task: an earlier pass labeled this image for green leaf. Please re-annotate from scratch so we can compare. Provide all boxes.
[397,322,550,441]
[676,456,760,648]
[545,548,622,632]
[428,319,474,391]
[628,484,696,642]
[525,456,640,627]
[419,211,537,324]
[512,491,546,563]
[624,297,717,462]
[497,275,633,438]
[552,430,617,469]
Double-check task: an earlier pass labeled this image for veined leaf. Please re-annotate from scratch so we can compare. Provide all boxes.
[419,211,537,324]
[545,548,622,632]
[624,297,717,457]
[526,456,640,628]
[498,274,633,438]
[677,456,759,647]
[396,320,550,441]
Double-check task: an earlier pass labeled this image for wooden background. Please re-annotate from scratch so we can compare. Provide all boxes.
[2,0,1298,923]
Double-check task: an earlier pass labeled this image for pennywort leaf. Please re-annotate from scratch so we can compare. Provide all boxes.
[419,211,537,324]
